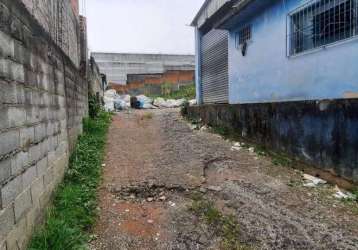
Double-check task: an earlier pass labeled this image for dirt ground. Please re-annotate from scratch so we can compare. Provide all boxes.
[90,109,358,250]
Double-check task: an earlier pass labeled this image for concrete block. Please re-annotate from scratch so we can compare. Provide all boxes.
[55,141,68,158]
[47,150,56,165]
[24,68,38,89]
[0,240,6,250]
[53,155,68,184]
[0,81,21,105]
[0,31,14,59]
[0,81,25,104]
[47,136,56,152]
[37,73,49,91]
[28,144,41,164]
[0,130,19,157]
[15,84,25,105]
[39,107,48,121]
[14,189,32,223]
[36,156,48,177]
[30,91,40,106]
[11,151,29,175]
[58,108,67,120]
[46,122,54,137]
[58,96,66,108]
[41,92,50,106]
[25,106,40,125]
[22,165,37,188]
[9,61,25,83]
[0,107,9,130]
[7,107,26,128]
[6,215,27,250]
[0,205,15,242]
[26,204,40,240]
[24,88,32,105]
[0,158,11,184]
[14,41,31,68]
[38,188,52,211]
[34,123,46,143]
[0,59,10,80]
[47,108,54,120]
[43,166,53,187]
[40,139,49,157]
[30,177,44,205]
[19,127,34,149]
[1,175,23,208]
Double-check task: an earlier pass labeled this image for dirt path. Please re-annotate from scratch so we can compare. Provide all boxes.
[90,109,358,250]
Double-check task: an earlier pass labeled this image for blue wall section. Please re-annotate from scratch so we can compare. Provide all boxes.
[195,27,203,104]
[228,0,358,104]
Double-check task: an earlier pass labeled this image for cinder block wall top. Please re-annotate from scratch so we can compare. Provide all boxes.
[0,1,88,249]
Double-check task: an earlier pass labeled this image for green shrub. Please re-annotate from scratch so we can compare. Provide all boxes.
[29,111,112,250]
[149,84,196,100]
[88,93,102,118]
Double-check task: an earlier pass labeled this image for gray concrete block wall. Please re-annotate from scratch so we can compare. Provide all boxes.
[20,0,80,67]
[0,1,88,249]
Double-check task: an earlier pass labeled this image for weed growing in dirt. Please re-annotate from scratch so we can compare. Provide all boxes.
[142,112,154,120]
[28,112,112,250]
[180,100,190,116]
[149,84,196,100]
[340,188,358,214]
[342,188,358,203]
[211,126,231,137]
[189,194,252,250]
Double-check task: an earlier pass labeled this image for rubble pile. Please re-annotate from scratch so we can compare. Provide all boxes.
[103,90,197,111]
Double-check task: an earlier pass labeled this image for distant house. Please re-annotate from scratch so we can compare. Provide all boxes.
[190,0,358,183]
[91,52,195,96]
[91,52,195,86]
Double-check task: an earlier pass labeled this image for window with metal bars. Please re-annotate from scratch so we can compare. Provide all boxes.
[288,0,358,56]
[236,25,251,48]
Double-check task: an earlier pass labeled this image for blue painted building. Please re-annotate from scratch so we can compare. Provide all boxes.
[190,0,358,183]
[193,0,358,104]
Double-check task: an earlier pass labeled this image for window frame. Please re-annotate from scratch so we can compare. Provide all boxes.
[235,24,252,50]
[287,0,358,57]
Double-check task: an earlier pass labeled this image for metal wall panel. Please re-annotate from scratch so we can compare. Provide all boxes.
[200,29,229,104]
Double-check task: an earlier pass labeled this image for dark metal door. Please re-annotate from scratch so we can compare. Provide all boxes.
[200,29,229,104]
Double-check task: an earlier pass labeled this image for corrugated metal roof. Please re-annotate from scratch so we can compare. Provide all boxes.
[191,0,231,27]
[191,0,254,28]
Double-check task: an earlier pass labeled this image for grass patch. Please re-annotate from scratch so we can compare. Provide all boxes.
[353,190,358,202]
[28,111,112,250]
[340,188,358,214]
[211,126,231,137]
[149,84,196,100]
[189,194,252,250]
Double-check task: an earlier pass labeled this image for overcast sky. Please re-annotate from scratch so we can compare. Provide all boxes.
[80,0,204,55]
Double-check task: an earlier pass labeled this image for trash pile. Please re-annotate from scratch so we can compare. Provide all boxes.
[104,90,197,111]
[302,174,327,187]
[302,174,357,200]
[104,90,130,112]
[333,185,356,200]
